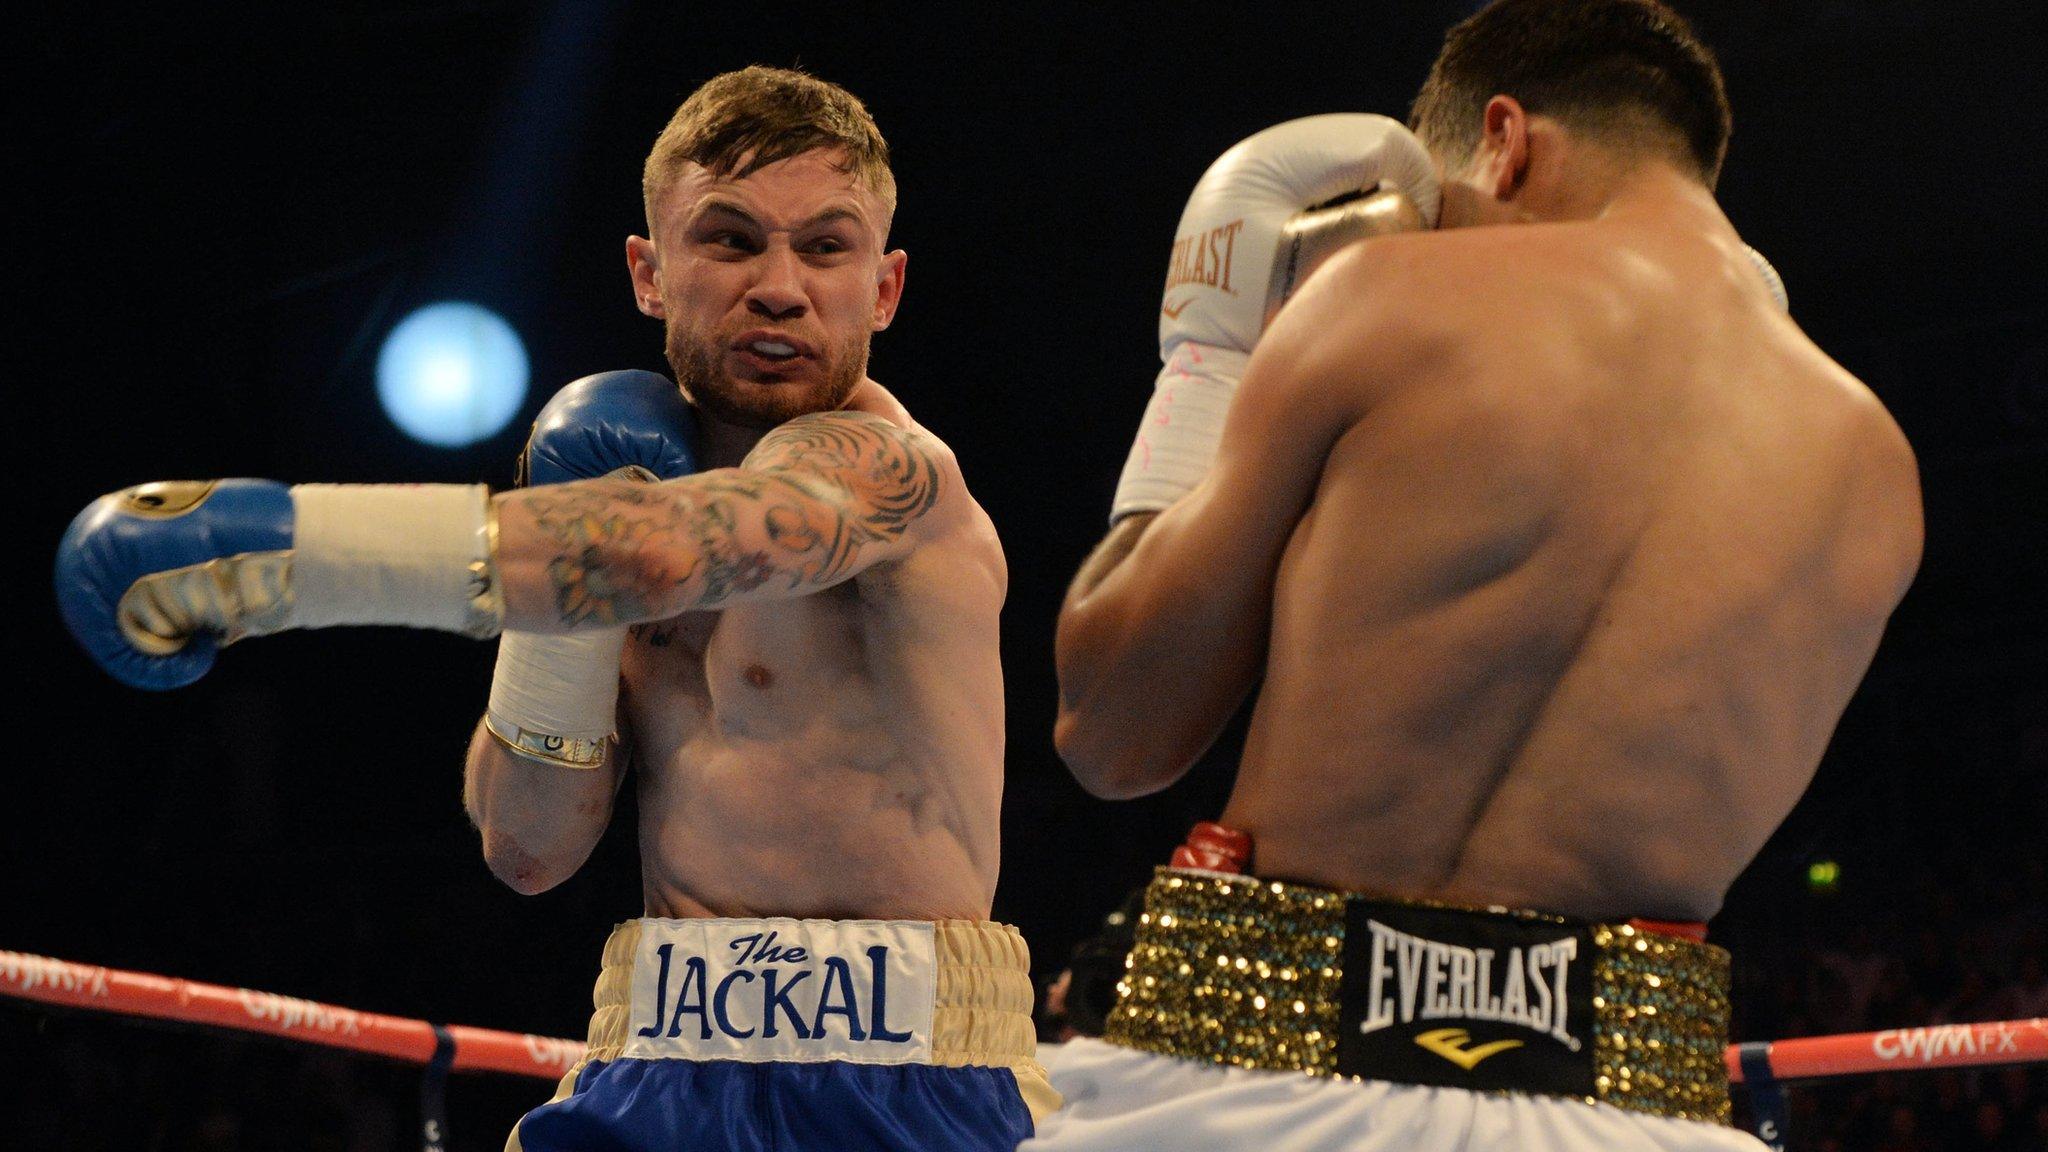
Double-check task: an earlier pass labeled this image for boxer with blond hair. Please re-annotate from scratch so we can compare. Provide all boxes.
[57,65,1053,1152]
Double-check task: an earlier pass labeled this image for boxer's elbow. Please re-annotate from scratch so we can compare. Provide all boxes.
[480,827,588,896]
[1054,704,1186,800]
[1054,610,1180,797]
[463,729,606,893]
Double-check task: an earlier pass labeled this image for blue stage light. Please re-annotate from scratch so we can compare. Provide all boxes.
[376,301,529,447]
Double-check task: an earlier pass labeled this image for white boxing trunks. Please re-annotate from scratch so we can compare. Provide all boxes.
[1029,1037,1768,1151]
[1023,869,1770,1152]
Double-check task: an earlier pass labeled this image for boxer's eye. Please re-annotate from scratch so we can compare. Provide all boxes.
[706,231,759,254]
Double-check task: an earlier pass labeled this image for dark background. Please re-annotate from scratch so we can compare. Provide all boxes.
[9,2,2045,1147]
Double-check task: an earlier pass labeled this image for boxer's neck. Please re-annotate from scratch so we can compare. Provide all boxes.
[1592,164,1731,234]
[1518,144,1691,224]
[697,378,899,468]
[1442,130,1712,229]
[699,417,769,469]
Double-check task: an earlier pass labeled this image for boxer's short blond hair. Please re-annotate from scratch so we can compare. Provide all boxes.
[642,65,896,234]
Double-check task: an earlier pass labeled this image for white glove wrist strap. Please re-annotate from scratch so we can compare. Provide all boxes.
[484,629,626,769]
[285,484,502,638]
[1110,345,1250,523]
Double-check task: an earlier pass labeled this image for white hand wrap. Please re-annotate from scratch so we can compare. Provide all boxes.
[285,484,501,638]
[1111,344,1249,521]
[484,629,625,768]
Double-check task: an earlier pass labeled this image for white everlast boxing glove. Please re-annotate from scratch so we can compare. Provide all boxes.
[1110,113,1442,523]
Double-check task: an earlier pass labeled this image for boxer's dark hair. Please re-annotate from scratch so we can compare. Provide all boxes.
[643,65,895,232]
[1410,0,1732,187]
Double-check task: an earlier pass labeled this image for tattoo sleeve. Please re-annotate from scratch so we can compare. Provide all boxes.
[508,412,943,627]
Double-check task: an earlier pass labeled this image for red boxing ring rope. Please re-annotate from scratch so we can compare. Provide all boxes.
[5,947,2044,1085]
[1726,1016,2048,1083]
[0,949,582,1081]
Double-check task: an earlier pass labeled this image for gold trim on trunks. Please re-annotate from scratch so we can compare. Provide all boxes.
[1104,868,1733,1125]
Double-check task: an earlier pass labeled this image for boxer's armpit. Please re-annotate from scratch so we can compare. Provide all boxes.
[502,414,943,627]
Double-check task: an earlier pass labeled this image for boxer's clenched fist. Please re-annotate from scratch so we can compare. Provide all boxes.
[518,369,699,487]
[57,479,297,689]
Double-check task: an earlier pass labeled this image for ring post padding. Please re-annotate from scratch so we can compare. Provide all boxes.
[1736,1042,1789,1149]
[421,1022,456,1152]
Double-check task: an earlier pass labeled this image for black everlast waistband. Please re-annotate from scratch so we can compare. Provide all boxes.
[1103,868,1733,1125]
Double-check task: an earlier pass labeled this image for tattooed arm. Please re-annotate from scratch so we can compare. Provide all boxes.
[493,410,946,631]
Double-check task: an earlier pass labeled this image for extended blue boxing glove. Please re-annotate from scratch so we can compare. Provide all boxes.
[58,480,500,690]
[57,480,296,689]
[485,371,698,768]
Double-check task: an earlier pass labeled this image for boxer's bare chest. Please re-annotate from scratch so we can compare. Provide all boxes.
[620,581,887,748]
[612,569,1001,919]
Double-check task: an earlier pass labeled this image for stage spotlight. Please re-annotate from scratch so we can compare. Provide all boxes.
[376,301,529,447]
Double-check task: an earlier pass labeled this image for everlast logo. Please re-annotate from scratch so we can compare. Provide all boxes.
[1163,219,1247,315]
[624,920,937,1065]
[1356,919,1582,1052]
[1337,902,1597,1098]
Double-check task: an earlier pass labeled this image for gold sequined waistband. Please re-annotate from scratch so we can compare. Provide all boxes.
[1104,868,1734,1125]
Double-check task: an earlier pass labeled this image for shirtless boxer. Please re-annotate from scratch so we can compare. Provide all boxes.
[55,66,1053,1151]
[1040,2,1921,1149]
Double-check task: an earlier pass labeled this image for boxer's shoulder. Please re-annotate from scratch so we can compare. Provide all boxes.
[747,409,953,515]
[746,408,1002,606]
[1824,372,1923,609]
[1250,231,1489,410]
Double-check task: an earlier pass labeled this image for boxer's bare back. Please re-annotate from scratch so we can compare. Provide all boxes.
[1061,167,1921,922]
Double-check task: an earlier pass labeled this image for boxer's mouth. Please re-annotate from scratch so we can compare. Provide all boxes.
[732,331,812,365]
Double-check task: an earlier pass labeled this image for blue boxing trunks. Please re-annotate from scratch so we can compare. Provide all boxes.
[509,917,1058,1152]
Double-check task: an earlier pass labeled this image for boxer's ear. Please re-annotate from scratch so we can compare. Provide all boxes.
[872,249,907,331]
[1480,95,1531,200]
[626,236,666,319]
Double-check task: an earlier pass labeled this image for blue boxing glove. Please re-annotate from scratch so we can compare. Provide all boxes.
[520,369,699,486]
[484,371,698,768]
[58,479,500,690]
[57,480,296,689]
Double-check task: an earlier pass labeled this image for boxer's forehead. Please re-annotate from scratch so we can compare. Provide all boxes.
[657,148,884,241]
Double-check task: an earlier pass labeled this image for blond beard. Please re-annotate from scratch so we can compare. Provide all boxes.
[666,319,868,430]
